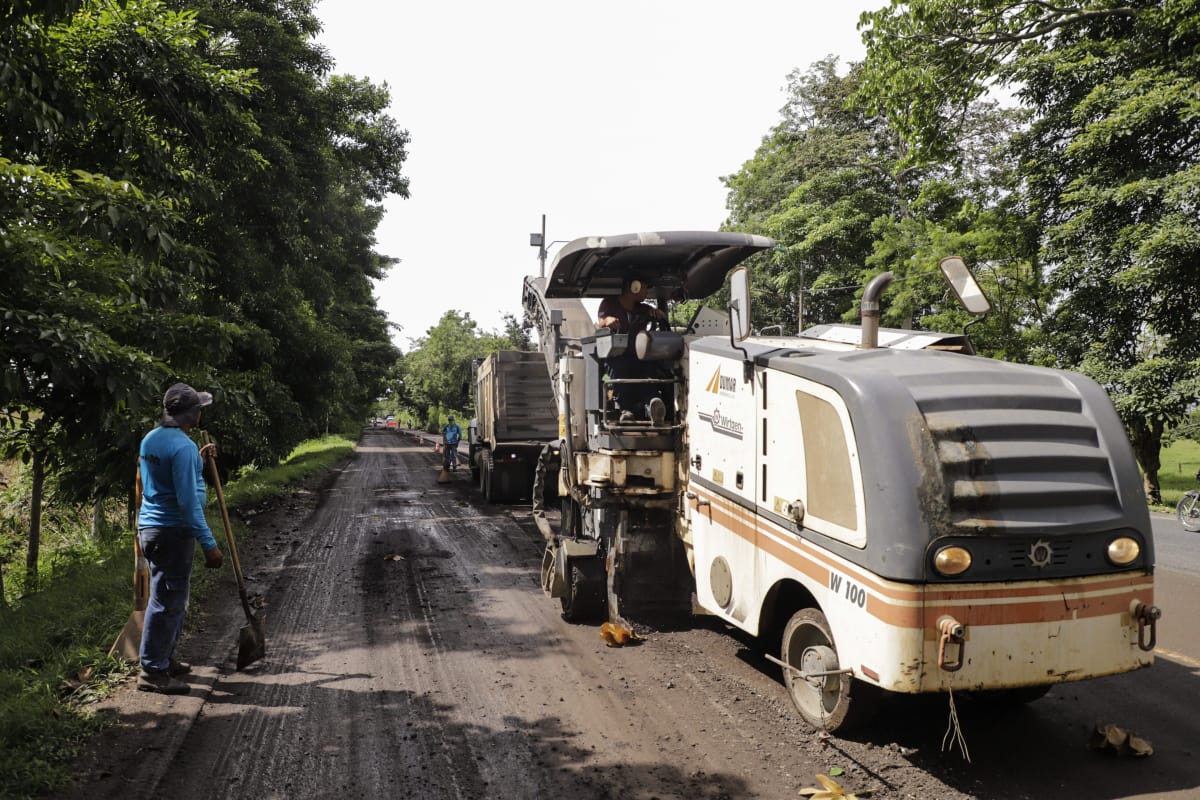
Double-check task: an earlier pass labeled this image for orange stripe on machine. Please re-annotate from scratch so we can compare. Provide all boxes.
[691,485,1152,630]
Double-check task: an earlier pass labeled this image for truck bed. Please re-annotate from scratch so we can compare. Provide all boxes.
[478,350,558,443]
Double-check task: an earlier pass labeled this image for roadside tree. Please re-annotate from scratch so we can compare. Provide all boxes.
[858,0,1200,502]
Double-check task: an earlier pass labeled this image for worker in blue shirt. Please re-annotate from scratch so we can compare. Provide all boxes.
[136,383,224,694]
[442,415,462,470]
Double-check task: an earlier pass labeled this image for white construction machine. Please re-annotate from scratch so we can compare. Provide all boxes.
[526,231,1160,732]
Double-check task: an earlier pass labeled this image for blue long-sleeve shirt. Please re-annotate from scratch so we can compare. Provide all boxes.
[137,426,218,551]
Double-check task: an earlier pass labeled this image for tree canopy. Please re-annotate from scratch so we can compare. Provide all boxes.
[857,0,1200,501]
[722,2,1200,501]
[0,0,409,586]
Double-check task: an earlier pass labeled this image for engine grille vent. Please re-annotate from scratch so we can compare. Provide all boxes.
[901,367,1121,531]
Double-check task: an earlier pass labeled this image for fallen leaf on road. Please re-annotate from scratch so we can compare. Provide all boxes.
[599,621,642,647]
[1089,723,1153,757]
[798,773,873,798]
[383,553,405,561]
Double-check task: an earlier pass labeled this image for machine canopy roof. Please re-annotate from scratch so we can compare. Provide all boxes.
[544,231,775,300]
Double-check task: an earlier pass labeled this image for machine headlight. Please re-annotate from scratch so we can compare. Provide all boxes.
[933,546,973,576]
[1106,536,1140,566]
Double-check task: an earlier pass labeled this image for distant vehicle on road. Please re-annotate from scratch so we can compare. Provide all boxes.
[385,415,397,430]
[468,351,560,504]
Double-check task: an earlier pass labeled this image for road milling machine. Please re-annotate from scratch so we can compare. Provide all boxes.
[526,231,1160,732]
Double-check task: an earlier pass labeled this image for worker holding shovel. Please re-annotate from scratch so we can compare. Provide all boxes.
[135,383,224,694]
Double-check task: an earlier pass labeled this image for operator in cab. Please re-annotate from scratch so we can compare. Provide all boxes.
[596,275,669,424]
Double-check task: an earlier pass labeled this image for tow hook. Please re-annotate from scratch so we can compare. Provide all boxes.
[937,615,965,672]
[1132,601,1161,651]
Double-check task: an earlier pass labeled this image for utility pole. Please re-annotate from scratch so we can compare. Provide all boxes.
[797,262,805,334]
[530,214,547,278]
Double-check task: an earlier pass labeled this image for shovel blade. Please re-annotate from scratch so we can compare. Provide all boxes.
[108,609,146,661]
[236,613,266,670]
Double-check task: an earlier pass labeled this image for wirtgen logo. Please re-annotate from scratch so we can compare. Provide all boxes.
[705,368,738,395]
[698,408,744,439]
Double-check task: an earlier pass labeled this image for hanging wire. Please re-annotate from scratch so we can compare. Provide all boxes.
[97,0,211,151]
[802,270,950,296]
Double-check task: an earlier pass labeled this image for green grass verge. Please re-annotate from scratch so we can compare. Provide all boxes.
[1155,438,1200,512]
[0,432,357,799]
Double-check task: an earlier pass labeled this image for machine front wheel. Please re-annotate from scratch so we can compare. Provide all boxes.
[780,608,878,733]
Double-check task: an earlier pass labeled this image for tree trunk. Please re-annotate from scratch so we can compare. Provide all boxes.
[25,449,44,592]
[1129,419,1164,505]
[92,499,105,542]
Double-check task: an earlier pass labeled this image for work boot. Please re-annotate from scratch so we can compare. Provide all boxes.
[648,397,666,425]
[138,670,190,695]
[167,658,191,677]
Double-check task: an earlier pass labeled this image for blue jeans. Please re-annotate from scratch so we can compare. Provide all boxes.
[138,527,195,673]
[444,443,458,468]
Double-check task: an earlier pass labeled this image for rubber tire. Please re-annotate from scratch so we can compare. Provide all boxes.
[1177,491,1200,532]
[483,453,501,504]
[780,607,879,733]
[559,557,606,622]
[480,452,491,501]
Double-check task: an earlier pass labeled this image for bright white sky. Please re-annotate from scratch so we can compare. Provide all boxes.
[315,1,878,350]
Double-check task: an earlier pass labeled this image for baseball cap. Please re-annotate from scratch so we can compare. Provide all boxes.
[162,383,213,427]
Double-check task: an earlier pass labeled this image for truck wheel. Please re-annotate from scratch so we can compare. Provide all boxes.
[560,557,605,622]
[481,453,495,503]
[780,608,878,733]
[488,459,510,504]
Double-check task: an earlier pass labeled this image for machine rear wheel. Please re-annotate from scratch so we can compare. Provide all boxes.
[1177,491,1200,531]
[559,557,606,622]
[781,608,878,733]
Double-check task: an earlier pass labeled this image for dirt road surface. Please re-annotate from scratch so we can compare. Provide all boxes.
[58,429,1200,800]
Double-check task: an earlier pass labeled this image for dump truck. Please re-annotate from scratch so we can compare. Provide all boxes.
[467,350,560,503]
[527,230,1161,733]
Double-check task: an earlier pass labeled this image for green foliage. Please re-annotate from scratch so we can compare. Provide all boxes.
[855,0,1200,501]
[723,57,1039,358]
[1,0,409,590]
[1158,437,1200,508]
[0,540,128,798]
[223,434,355,509]
[398,311,535,422]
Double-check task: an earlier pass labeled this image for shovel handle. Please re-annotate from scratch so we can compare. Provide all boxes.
[199,431,255,621]
[133,464,148,611]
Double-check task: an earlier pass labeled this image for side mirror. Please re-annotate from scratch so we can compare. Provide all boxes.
[939,256,990,316]
[729,266,752,342]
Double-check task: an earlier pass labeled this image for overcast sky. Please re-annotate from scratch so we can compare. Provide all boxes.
[314,1,878,349]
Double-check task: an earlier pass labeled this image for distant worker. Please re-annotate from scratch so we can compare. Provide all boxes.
[597,275,669,424]
[442,415,462,470]
[137,383,225,695]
